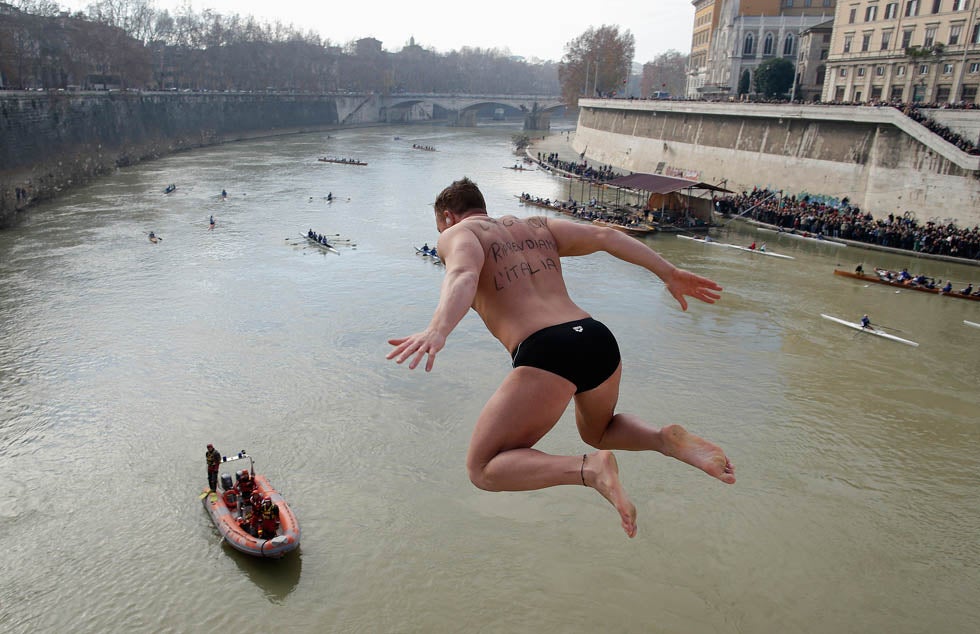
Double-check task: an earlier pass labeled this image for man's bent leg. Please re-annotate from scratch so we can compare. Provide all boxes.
[466,366,638,537]
[574,365,735,484]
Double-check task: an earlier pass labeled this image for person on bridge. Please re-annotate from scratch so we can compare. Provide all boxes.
[387,177,734,538]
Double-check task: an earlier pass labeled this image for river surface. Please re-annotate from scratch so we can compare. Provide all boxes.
[1,122,978,634]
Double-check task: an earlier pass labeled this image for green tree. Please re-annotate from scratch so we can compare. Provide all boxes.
[558,25,635,107]
[737,69,750,96]
[753,57,794,98]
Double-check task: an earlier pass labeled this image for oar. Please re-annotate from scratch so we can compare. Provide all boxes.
[873,323,906,333]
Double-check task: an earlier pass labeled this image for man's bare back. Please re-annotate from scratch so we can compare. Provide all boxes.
[439,214,590,353]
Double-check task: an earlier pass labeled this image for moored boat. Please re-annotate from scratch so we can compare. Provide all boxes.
[833,269,980,302]
[592,219,657,235]
[820,314,919,346]
[200,450,300,558]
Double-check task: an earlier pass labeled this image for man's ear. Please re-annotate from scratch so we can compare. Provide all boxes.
[445,213,453,227]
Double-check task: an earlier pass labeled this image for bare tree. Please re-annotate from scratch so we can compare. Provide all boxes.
[640,50,688,97]
[558,25,635,107]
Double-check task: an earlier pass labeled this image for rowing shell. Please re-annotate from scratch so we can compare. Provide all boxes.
[677,235,794,259]
[820,314,919,347]
[757,227,846,247]
[301,233,339,254]
[726,244,795,260]
[965,320,980,329]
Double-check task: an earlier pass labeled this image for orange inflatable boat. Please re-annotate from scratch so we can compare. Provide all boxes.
[200,450,300,558]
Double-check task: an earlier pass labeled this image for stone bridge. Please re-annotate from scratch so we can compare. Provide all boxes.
[373,93,565,129]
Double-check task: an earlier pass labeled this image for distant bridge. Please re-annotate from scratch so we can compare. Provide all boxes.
[371,93,566,129]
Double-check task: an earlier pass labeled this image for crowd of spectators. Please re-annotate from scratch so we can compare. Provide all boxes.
[897,104,979,154]
[716,187,980,261]
[536,152,622,182]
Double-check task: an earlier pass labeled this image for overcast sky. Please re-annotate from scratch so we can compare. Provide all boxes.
[61,0,696,63]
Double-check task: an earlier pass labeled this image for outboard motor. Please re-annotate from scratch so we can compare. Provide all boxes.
[220,473,234,491]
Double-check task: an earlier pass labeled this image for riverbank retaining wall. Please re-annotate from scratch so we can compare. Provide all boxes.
[572,99,980,227]
[0,92,387,227]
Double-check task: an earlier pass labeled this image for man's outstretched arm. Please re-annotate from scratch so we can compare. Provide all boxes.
[387,229,485,371]
[548,218,722,311]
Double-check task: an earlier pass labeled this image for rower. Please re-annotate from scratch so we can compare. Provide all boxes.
[759,242,767,252]
[855,264,864,274]
[860,315,874,331]
[960,283,973,295]
[748,242,757,250]
[941,281,953,294]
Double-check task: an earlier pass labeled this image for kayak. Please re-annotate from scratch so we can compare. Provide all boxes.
[200,451,300,558]
[965,320,980,329]
[820,314,919,347]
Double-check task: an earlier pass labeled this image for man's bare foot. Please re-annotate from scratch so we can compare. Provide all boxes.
[584,451,637,538]
[659,424,736,484]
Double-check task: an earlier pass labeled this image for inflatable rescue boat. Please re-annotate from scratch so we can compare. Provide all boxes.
[200,450,300,558]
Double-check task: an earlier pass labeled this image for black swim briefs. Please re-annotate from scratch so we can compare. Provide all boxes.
[511,317,621,393]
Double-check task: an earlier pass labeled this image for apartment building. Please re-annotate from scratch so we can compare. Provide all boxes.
[823,0,980,103]
[687,0,837,98]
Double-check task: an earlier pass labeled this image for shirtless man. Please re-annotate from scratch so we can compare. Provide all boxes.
[387,177,735,538]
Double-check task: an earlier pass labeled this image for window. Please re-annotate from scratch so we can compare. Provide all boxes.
[743,33,755,56]
[821,48,830,59]
[783,0,794,6]
[925,26,937,46]
[835,86,846,101]
[902,30,914,48]
[858,66,867,76]
[974,23,980,43]
[951,0,965,8]
[970,62,980,73]
[931,0,941,13]
[936,85,951,101]
[844,34,854,52]
[784,34,795,55]
[906,0,919,16]
[881,31,893,49]
[764,32,775,55]
[841,67,849,77]
[949,25,962,45]
[876,65,886,76]
[919,63,930,74]
[849,7,857,22]
[943,63,955,74]
[890,86,905,100]
[871,86,883,100]
[885,2,899,18]
[862,33,872,51]
[823,33,832,43]
[897,64,907,75]
[825,0,834,5]
[866,5,878,19]
[962,86,977,101]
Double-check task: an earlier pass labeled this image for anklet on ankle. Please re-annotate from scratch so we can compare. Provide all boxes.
[581,454,587,486]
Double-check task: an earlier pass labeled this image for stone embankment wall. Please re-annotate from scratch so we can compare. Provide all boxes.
[0,92,382,227]
[572,100,980,227]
